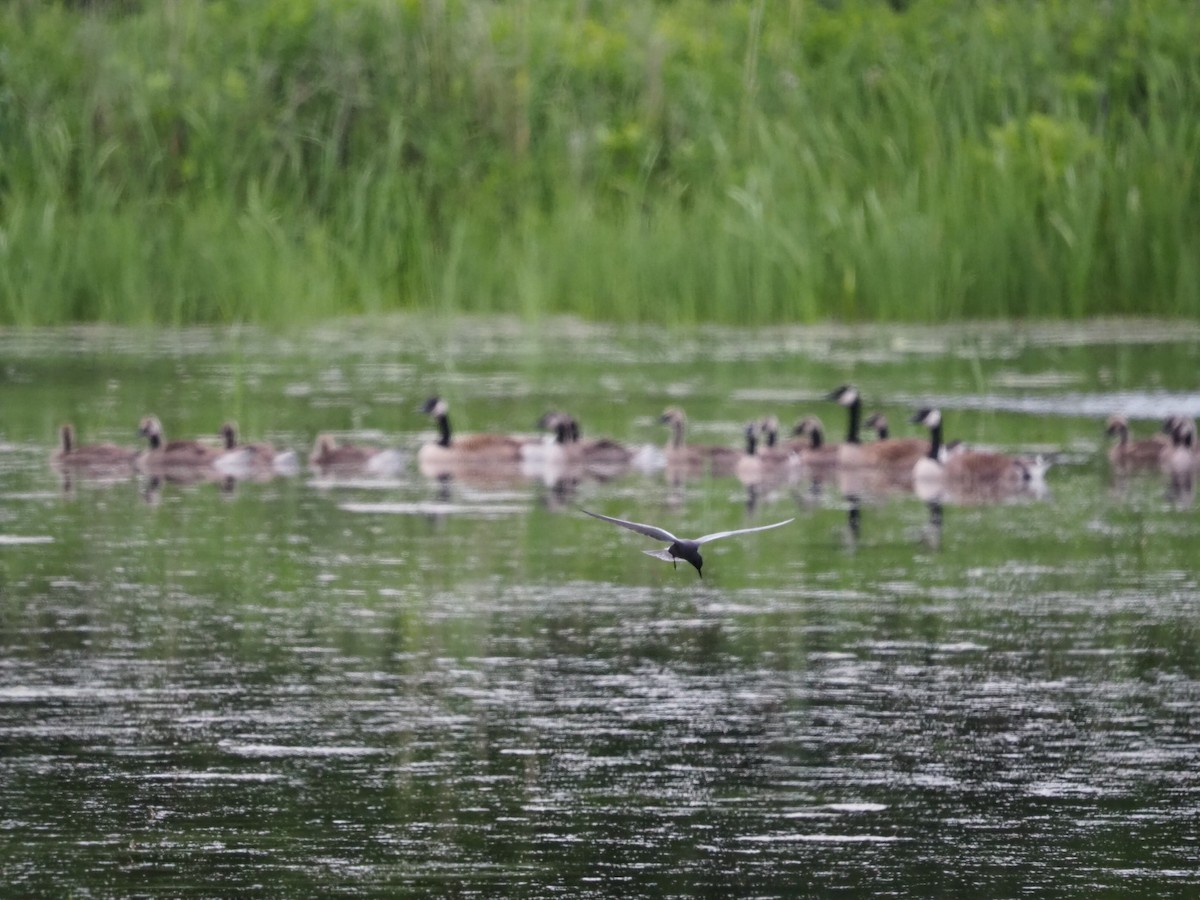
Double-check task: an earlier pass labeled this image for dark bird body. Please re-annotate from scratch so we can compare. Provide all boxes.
[581,509,794,578]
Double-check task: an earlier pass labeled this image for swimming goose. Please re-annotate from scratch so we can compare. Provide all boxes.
[51,424,137,470]
[581,508,795,578]
[735,422,766,486]
[567,417,633,468]
[417,396,530,471]
[308,433,405,475]
[910,407,1039,497]
[789,416,841,469]
[215,422,300,477]
[136,416,221,472]
[1161,416,1198,476]
[862,411,928,470]
[736,417,796,488]
[827,386,922,468]
[533,411,633,470]
[659,406,739,475]
[1105,415,1169,471]
[218,422,277,462]
[756,416,797,467]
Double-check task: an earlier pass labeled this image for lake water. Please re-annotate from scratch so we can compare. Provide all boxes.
[2,318,1199,896]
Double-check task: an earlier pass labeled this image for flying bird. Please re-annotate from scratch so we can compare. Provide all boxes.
[581,509,794,578]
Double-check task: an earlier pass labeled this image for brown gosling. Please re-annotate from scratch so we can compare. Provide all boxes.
[862,411,930,470]
[1104,414,1169,471]
[51,424,137,470]
[659,406,739,475]
[216,422,301,477]
[219,422,277,463]
[308,433,402,474]
[789,416,841,469]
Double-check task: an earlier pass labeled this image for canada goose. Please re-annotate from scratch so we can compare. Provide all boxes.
[50,424,137,470]
[659,406,739,475]
[568,417,634,468]
[736,418,795,489]
[522,411,576,468]
[827,386,922,468]
[756,416,798,467]
[532,411,633,470]
[1159,417,1197,506]
[735,422,766,486]
[417,396,530,471]
[580,508,794,578]
[136,416,222,472]
[862,411,928,469]
[520,412,587,489]
[1104,415,1169,471]
[910,407,1037,497]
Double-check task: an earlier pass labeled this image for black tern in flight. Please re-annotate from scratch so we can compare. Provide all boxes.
[581,509,795,578]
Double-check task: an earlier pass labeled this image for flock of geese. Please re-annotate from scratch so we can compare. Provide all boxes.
[47,385,1200,509]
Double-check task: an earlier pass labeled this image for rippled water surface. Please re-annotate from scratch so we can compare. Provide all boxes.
[1,319,1199,896]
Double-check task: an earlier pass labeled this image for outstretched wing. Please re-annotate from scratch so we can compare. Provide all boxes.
[695,518,795,545]
[580,509,678,543]
[642,548,676,562]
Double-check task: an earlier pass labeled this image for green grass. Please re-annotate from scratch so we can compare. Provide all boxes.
[1,0,1197,326]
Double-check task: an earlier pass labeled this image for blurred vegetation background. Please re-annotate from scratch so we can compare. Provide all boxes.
[1,0,1196,325]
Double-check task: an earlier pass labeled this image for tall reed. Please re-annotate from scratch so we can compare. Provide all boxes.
[0,0,1196,325]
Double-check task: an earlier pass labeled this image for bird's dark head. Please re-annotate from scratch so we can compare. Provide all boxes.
[675,544,704,578]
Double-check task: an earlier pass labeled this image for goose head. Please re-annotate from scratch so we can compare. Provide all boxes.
[659,406,687,427]
[138,416,165,442]
[826,384,860,407]
[787,415,825,444]
[311,433,337,458]
[864,411,889,436]
[759,415,781,447]
[537,410,574,444]
[1104,414,1130,438]
[420,396,449,417]
[910,407,942,429]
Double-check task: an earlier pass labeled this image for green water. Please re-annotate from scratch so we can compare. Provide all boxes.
[1,318,1199,896]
